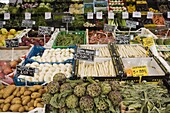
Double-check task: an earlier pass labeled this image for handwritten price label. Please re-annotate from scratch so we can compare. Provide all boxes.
[132,66,148,77]
[45,12,51,19]
[108,12,114,19]
[167,12,170,18]
[96,12,103,19]
[87,12,93,19]
[4,13,10,20]
[132,12,141,18]
[122,12,129,19]
[25,12,31,20]
[147,12,154,19]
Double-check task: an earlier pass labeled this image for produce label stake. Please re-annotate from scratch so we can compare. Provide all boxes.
[44,34,46,46]
[11,48,14,61]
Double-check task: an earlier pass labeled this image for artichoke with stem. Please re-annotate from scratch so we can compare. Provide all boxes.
[87,83,101,97]
[42,93,52,104]
[47,81,60,94]
[74,83,88,97]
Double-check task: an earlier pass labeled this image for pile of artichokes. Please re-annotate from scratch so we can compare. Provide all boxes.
[42,73,122,113]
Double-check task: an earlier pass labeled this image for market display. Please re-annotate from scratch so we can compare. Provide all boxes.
[78,59,116,77]
[0,0,170,112]
[43,74,122,113]
[0,84,45,112]
[17,62,73,83]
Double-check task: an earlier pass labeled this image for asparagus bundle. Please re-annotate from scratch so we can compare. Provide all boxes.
[78,60,116,77]
[81,46,111,58]
[117,45,147,58]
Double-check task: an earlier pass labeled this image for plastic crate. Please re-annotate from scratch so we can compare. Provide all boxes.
[26,45,77,63]
[52,31,86,48]
[13,59,76,86]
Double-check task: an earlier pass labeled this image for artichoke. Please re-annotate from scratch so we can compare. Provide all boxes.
[47,81,60,94]
[96,99,108,111]
[101,82,112,95]
[53,73,66,83]
[74,84,86,97]
[60,83,72,93]
[66,95,78,108]
[87,83,101,97]
[109,81,120,91]
[79,96,94,111]
[59,107,67,113]
[108,91,122,107]
[98,111,106,113]
[42,93,52,104]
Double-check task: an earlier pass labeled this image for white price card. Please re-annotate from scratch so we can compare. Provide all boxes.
[87,12,93,19]
[96,12,103,19]
[25,12,31,20]
[167,12,170,18]
[108,12,114,19]
[4,13,10,20]
[122,12,129,19]
[147,12,154,19]
[132,12,141,18]
[45,12,51,19]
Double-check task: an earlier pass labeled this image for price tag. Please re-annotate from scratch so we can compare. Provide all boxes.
[96,12,103,19]
[5,38,19,48]
[147,12,154,19]
[165,21,170,28]
[16,65,38,77]
[108,12,114,19]
[167,12,170,18]
[115,35,130,44]
[126,20,138,28]
[45,12,51,19]
[17,0,22,3]
[132,12,141,18]
[122,12,129,19]
[22,20,34,28]
[62,16,73,23]
[132,66,148,77]
[75,48,98,61]
[142,37,154,47]
[87,12,93,19]
[25,12,31,20]
[38,26,53,35]
[103,24,116,32]
[4,13,10,20]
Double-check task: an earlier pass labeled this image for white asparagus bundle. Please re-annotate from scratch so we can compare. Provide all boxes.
[78,60,116,77]
[81,46,110,57]
[117,45,147,58]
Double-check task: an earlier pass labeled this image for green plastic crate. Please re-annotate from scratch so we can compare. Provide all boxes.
[52,31,86,48]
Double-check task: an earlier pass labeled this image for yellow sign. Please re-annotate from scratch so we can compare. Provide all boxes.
[143,37,154,47]
[132,66,148,77]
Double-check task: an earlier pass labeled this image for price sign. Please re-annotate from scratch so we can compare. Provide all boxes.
[5,38,19,48]
[132,12,141,18]
[25,12,31,20]
[115,35,130,44]
[96,12,103,19]
[103,24,116,32]
[45,12,51,19]
[16,65,38,77]
[142,37,154,47]
[38,26,53,35]
[22,20,35,28]
[87,12,93,19]
[76,48,98,61]
[147,12,154,19]
[126,20,138,28]
[132,66,148,77]
[4,13,10,20]
[165,21,170,28]
[62,16,73,23]
[122,12,129,19]
[167,12,170,18]
[108,12,114,19]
